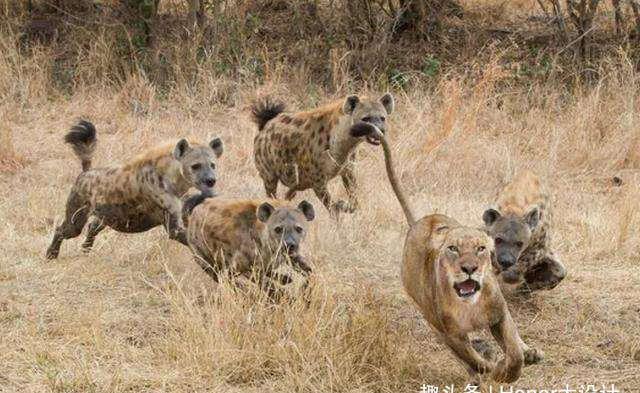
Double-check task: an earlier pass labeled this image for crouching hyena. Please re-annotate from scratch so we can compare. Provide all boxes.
[46,120,223,259]
[482,170,566,292]
[186,197,315,298]
[251,93,394,216]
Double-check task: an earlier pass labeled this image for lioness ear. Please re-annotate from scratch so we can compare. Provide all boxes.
[524,207,540,230]
[297,200,315,221]
[343,95,359,115]
[257,202,275,223]
[482,208,501,226]
[380,93,394,114]
[209,137,223,158]
[173,139,190,159]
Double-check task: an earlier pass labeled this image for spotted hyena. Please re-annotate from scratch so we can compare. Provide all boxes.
[482,170,566,292]
[251,94,394,216]
[186,197,315,298]
[46,120,223,259]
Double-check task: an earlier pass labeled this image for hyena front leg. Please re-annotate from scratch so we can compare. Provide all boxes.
[149,187,188,245]
[523,252,566,291]
[340,162,358,213]
[313,184,347,218]
[82,217,106,252]
[46,191,90,259]
[262,176,278,199]
[284,188,297,200]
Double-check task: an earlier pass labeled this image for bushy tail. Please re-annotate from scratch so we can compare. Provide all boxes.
[64,120,97,172]
[251,98,285,131]
[381,137,416,226]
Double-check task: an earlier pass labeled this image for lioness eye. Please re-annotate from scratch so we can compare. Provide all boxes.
[274,226,283,234]
[191,163,202,171]
[477,246,486,253]
[448,245,459,253]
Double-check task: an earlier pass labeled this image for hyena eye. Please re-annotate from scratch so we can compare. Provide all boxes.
[494,237,503,245]
[295,225,304,234]
[274,226,283,235]
[447,245,459,253]
[191,163,202,171]
[515,241,524,248]
[362,116,372,123]
[380,116,386,122]
[210,162,216,170]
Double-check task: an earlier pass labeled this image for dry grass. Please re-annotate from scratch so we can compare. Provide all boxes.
[1,5,640,391]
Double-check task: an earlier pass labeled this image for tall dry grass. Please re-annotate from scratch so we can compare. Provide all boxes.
[1,3,639,393]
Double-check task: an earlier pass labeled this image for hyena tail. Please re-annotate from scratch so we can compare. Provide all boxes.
[64,120,97,172]
[251,98,285,131]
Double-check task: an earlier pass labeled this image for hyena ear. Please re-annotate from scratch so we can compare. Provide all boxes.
[380,93,394,114]
[297,200,315,221]
[343,95,359,115]
[173,139,190,159]
[209,137,223,158]
[482,208,501,226]
[257,202,275,223]
[524,207,540,230]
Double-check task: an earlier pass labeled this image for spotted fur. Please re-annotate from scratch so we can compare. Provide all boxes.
[483,170,566,292]
[251,94,394,216]
[46,120,223,259]
[187,198,315,298]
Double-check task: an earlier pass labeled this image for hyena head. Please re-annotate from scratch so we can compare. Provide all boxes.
[482,207,540,283]
[173,137,224,196]
[345,93,394,146]
[256,200,315,258]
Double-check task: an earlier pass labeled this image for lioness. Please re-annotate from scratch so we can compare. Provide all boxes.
[379,137,543,384]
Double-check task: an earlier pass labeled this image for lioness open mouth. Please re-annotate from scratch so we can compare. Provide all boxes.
[454,279,481,298]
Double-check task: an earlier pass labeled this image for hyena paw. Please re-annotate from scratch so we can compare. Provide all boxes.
[524,347,544,365]
[332,200,350,213]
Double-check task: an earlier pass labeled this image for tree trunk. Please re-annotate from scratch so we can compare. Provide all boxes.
[393,0,462,37]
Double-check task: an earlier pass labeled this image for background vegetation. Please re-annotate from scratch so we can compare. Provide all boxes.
[1,1,639,392]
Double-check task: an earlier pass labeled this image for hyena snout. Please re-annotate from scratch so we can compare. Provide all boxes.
[283,235,300,255]
[203,177,216,188]
[497,252,517,269]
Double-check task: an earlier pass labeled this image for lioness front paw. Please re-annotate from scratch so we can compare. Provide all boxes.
[491,359,522,383]
[524,348,544,365]
[471,339,497,362]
